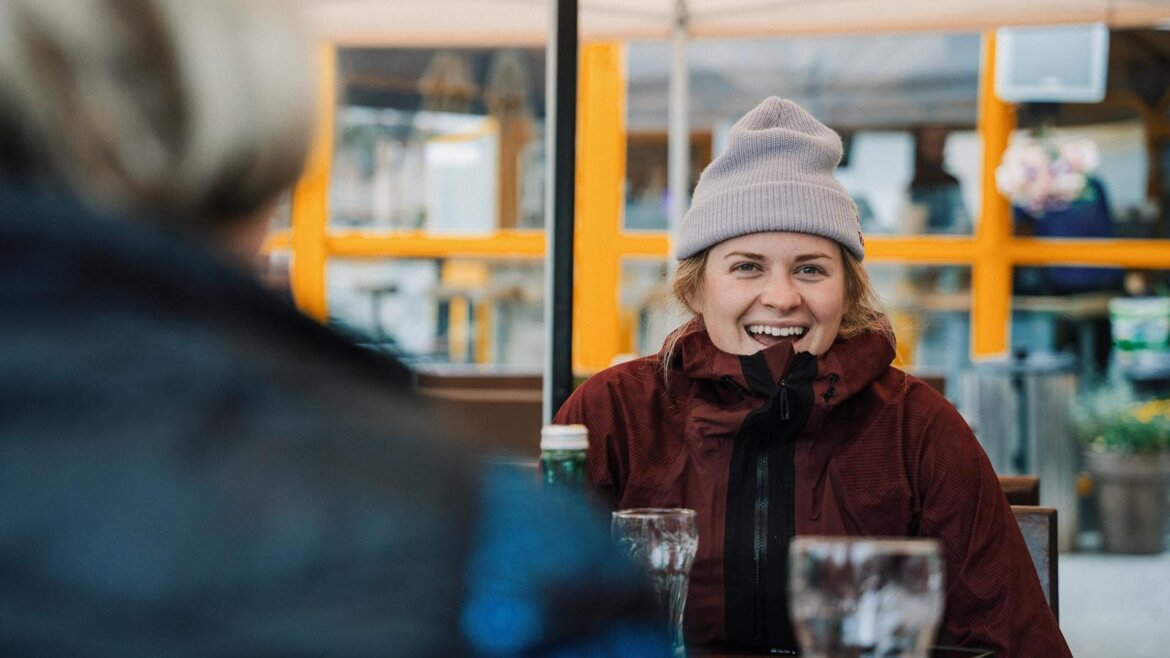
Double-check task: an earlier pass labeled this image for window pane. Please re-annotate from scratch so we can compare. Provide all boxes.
[620,258,687,359]
[331,48,546,231]
[1010,266,1119,381]
[1008,28,1170,240]
[623,134,710,231]
[869,263,972,396]
[1006,118,1150,242]
[626,31,983,237]
[326,257,543,368]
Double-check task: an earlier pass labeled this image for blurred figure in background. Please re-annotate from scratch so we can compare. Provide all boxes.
[897,124,973,372]
[0,1,666,655]
[908,124,971,236]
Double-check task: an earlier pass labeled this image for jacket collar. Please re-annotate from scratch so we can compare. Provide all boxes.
[665,317,896,408]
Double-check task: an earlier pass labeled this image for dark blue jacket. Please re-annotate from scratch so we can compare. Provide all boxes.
[0,186,666,657]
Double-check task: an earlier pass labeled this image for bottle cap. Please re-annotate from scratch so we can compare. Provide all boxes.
[540,423,589,451]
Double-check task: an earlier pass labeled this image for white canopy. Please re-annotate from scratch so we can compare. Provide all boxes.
[300,0,1170,46]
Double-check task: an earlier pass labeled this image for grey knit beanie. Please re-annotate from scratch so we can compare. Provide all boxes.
[675,97,864,261]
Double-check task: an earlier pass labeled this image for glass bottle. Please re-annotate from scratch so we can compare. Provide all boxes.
[539,423,589,490]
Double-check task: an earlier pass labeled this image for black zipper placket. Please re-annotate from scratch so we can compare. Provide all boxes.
[752,447,768,638]
[751,377,791,639]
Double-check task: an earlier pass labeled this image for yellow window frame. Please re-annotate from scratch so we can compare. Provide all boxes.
[267,36,1170,374]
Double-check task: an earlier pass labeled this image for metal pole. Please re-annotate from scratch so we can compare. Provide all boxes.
[667,0,690,243]
[542,0,578,424]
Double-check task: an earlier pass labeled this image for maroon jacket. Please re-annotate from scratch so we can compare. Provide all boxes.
[555,321,1071,657]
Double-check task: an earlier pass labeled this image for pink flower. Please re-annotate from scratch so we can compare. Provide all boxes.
[996,133,1098,215]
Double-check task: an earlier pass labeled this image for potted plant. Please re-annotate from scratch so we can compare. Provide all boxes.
[1073,385,1170,553]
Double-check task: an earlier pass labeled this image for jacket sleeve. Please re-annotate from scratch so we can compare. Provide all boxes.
[914,394,1073,658]
[460,465,670,657]
[553,373,627,510]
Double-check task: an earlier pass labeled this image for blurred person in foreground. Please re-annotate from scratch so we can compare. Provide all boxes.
[555,98,1072,657]
[0,1,667,656]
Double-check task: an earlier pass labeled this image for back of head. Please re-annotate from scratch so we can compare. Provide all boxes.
[0,0,315,231]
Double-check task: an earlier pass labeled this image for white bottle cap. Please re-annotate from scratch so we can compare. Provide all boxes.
[540,423,589,451]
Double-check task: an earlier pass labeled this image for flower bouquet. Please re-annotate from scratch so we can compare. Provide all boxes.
[997,130,1122,294]
[996,132,1100,215]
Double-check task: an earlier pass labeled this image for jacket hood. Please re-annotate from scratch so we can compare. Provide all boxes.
[664,317,896,409]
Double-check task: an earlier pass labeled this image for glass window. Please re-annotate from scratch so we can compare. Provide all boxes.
[623,134,710,232]
[870,263,973,393]
[620,258,687,358]
[837,129,980,236]
[327,258,442,363]
[319,47,548,370]
[332,47,547,231]
[326,257,543,368]
[626,31,984,237]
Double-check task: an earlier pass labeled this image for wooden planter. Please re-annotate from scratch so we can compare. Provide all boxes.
[1086,451,1170,554]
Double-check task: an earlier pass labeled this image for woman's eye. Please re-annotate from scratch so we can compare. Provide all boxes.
[797,265,825,276]
[732,262,761,273]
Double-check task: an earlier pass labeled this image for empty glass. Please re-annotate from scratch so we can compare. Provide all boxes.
[788,537,944,658]
[612,508,699,658]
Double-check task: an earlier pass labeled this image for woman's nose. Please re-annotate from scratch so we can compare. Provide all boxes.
[760,276,801,311]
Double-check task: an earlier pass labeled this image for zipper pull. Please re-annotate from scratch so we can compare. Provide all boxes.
[779,379,790,420]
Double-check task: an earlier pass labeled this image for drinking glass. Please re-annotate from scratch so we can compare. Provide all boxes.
[788,537,944,658]
[612,508,699,658]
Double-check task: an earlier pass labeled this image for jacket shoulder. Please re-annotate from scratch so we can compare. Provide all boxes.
[869,368,964,420]
[558,355,666,416]
[553,355,684,466]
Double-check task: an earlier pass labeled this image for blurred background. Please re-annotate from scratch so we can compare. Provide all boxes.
[254,13,1170,643]
[147,1,1170,654]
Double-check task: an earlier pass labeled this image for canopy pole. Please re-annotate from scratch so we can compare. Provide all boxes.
[667,0,691,247]
[543,0,578,424]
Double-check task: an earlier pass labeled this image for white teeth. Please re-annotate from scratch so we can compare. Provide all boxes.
[748,325,805,337]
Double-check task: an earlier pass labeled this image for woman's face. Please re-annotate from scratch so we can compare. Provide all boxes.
[693,231,846,356]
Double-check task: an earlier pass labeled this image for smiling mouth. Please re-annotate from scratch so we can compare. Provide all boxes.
[746,324,806,340]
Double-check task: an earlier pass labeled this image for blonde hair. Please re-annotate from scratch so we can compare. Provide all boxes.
[0,0,315,229]
[661,243,889,377]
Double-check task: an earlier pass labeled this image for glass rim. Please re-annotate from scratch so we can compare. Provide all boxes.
[612,507,697,519]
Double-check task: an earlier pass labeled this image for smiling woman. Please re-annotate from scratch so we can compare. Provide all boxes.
[691,232,846,357]
[554,97,1072,658]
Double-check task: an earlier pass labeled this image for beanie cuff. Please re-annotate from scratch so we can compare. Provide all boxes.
[675,181,863,261]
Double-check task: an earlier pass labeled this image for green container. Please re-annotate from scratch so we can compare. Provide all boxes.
[1110,297,1170,375]
[539,424,589,490]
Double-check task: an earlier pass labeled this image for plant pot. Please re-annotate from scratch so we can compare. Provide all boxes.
[1085,450,1170,554]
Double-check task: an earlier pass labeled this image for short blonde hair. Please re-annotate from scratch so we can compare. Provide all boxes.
[0,0,315,229]
[662,242,889,374]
